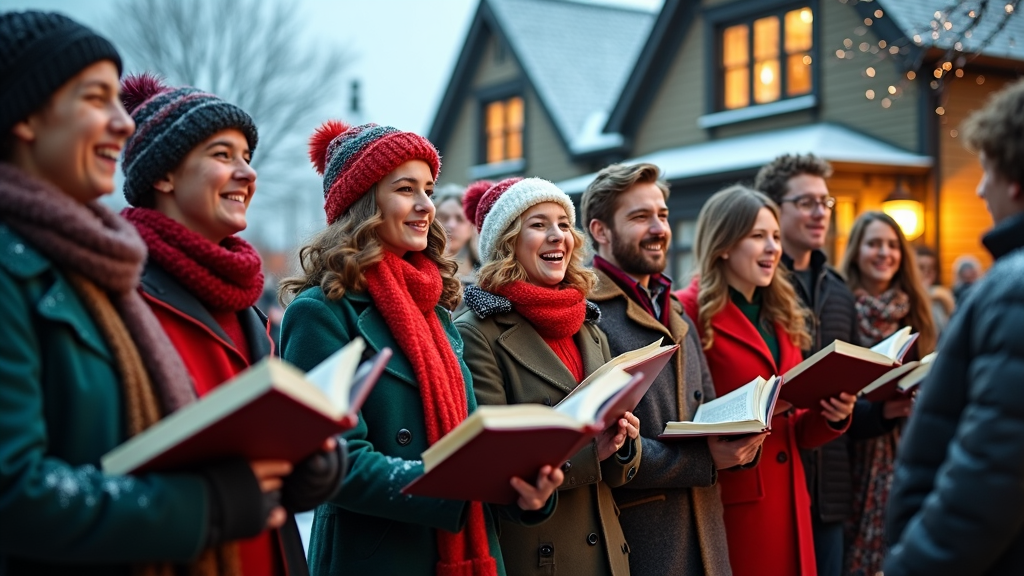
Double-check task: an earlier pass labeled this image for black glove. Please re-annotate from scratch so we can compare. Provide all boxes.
[280,437,348,512]
[199,457,277,547]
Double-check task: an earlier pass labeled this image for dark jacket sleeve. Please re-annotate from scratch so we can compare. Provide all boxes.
[884,297,1024,576]
[847,398,899,440]
[621,323,717,489]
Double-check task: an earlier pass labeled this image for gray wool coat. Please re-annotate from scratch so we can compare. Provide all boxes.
[456,286,641,576]
[590,269,734,576]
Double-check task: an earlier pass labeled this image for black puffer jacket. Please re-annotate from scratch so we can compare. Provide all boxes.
[783,251,859,523]
[885,213,1024,576]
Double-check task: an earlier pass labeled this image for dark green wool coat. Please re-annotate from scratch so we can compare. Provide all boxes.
[0,225,208,575]
[280,287,552,576]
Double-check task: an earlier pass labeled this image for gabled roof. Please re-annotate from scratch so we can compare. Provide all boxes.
[875,0,1024,62]
[555,123,933,194]
[429,0,657,157]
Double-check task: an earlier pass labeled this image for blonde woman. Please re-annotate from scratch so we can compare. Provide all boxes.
[839,211,936,576]
[674,185,855,576]
[278,123,561,576]
[456,177,642,576]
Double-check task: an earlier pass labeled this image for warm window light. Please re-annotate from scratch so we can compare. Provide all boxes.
[882,181,924,241]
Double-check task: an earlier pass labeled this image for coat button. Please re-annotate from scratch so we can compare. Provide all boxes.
[587,533,599,546]
[396,429,412,446]
[626,466,636,481]
[777,451,788,464]
[539,544,554,557]
[561,460,572,473]
[694,390,703,401]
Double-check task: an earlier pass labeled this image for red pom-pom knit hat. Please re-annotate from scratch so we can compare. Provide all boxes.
[308,120,441,225]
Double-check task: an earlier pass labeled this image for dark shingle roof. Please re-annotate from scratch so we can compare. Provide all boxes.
[877,0,1024,61]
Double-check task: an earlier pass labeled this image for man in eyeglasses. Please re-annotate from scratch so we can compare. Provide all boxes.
[754,154,864,576]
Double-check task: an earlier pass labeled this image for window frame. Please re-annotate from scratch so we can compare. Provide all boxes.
[703,0,820,123]
[475,80,526,167]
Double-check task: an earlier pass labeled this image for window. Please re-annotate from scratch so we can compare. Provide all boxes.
[720,6,813,110]
[483,96,524,164]
[673,219,697,283]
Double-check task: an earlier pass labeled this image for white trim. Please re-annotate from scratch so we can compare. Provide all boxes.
[468,158,526,181]
[697,95,818,129]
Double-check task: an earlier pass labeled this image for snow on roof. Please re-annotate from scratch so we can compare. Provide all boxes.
[488,0,656,153]
[877,0,1024,61]
[556,123,933,194]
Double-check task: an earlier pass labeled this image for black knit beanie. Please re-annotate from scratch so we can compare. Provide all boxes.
[0,11,122,134]
[120,73,259,207]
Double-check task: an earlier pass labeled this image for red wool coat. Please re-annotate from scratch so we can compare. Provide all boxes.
[139,262,307,576]
[676,280,847,576]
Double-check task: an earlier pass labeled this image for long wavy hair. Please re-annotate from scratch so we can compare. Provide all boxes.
[278,187,462,310]
[476,209,597,295]
[840,211,937,355]
[694,185,811,350]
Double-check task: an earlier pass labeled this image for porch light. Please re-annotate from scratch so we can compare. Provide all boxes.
[882,179,924,241]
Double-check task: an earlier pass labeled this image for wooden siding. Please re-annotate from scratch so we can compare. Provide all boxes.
[633,12,708,156]
[473,34,520,89]
[819,0,919,151]
[437,94,477,185]
[523,89,583,182]
[935,73,1011,282]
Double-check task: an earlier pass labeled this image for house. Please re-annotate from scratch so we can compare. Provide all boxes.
[429,0,1024,284]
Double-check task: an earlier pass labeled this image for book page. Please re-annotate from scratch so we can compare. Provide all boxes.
[305,338,366,413]
[869,326,913,360]
[555,367,633,424]
[573,338,664,391]
[692,378,762,424]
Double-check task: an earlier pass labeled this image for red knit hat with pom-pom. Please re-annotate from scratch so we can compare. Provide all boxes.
[308,121,440,225]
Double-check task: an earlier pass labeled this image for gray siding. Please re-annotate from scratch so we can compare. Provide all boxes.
[819,0,919,151]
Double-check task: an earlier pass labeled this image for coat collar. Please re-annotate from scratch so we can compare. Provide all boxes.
[983,211,1024,260]
[140,261,270,361]
[591,268,688,341]
[462,284,601,323]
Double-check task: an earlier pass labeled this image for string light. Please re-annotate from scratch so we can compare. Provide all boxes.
[888,85,897,94]
[866,89,875,99]
[936,106,946,115]
[907,71,917,80]
[866,66,876,77]
[881,98,892,108]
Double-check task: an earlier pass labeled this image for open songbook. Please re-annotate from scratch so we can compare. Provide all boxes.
[102,338,390,475]
[858,351,936,403]
[780,327,919,409]
[402,339,677,504]
[659,375,783,438]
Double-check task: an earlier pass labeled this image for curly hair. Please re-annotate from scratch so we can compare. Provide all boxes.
[581,162,670,250]
[278,187,462,310]
[753,153,834,204]
[693,185,811,350]
[476,212,597,295]
[962,78,1024,187]
[840,211,937,355]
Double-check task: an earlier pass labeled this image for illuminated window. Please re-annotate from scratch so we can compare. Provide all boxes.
[720,7,813,110]
[484,96,524,164]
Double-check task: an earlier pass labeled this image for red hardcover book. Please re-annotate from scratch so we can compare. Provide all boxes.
[402,340,678,504]
[859,352,936,403]
[658,375,782,438]
[780,327,918,409]
[101,339,390,475]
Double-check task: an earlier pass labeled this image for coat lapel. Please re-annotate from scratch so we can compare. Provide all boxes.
[496,314,578,396]
[714,300,780,375]
[357,305,418,387]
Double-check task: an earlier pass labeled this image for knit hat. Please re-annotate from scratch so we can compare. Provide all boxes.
[120,73,258,207]
[463,177,576,263]
[0,11,122,133]
[308,120,441,225]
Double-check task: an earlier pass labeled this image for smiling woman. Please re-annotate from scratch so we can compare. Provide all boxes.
[117,73,345,575]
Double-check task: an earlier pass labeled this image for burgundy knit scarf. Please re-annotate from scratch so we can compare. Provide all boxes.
[121,207,264,312]
[853,287,910,347]
[495,280,587,339]
[364,251,497,576]
[0,164,194,414]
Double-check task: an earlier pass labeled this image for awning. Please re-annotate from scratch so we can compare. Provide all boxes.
[557,123,934,194]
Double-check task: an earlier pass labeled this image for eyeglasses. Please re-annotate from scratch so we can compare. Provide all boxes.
[780,195,837,212]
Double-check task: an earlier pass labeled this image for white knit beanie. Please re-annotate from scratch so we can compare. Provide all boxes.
[462,177,577,263]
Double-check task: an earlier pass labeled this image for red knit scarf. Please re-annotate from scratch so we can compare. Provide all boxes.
[121,207,264,312]
[495,281,587,383]
[365,251,497,576]
[495,281,587,339]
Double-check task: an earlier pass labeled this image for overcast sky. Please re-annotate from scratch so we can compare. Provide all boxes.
[1,0,663,249]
